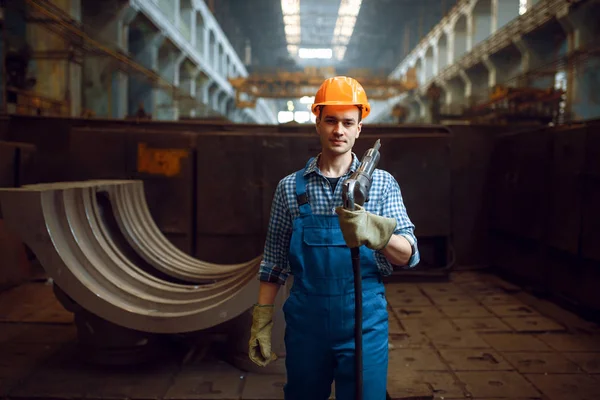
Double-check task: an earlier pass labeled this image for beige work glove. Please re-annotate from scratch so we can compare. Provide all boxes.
[249,304,278,367]
[335,204,397,250]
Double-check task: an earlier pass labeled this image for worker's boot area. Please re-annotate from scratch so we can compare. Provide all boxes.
[2,269,600,400]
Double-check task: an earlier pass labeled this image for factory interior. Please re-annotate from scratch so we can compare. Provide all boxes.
[1,0,600,398]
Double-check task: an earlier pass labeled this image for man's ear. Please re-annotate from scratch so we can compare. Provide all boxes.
[357,121,362,137]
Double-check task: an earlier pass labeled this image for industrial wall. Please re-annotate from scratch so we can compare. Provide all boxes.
[1,116,599,319]
[488,119,600,318]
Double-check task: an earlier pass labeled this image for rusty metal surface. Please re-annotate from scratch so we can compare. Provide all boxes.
[126,130,197,255]
[581,124,600,263]
[546,126,587,255]
[0,181,261,333]
[0,143,15,188]
[0,141,36,189]
[7,116,72,183]
[487,121,600,317]
[448,125,507,267]
[3,116,457,266]
[0,116,8,141]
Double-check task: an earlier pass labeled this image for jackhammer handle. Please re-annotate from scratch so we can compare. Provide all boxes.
[352,246,363,400]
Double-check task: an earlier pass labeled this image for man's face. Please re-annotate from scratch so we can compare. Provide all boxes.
[315,105,362,157]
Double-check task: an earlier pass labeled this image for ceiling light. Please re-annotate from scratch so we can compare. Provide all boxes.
[331,0,362,61]
[298,48,333,59]
[519,0,528,15]
[294,111,310,123]
[300,96,315,104]
[282,0,301,57]
[278,111,294,123]
[281,0,300,15]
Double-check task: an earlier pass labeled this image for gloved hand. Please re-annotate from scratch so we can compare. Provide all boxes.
[249,304,278,367]
[335,204,397,250]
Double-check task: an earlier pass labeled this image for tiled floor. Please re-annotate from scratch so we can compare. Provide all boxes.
[1,270,600,399]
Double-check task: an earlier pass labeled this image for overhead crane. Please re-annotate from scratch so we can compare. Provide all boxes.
[229,67,418,108]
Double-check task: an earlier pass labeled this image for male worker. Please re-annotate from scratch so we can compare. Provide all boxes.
[249,76,420,400]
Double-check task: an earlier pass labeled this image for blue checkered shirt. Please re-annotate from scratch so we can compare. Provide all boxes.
[259,153,420,285]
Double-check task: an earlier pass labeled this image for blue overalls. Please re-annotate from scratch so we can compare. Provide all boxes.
[283,161,389,400]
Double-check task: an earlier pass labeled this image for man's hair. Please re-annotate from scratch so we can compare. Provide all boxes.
[316,105,363,123]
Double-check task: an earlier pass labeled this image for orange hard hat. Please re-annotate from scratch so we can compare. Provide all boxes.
[311,76,371,119]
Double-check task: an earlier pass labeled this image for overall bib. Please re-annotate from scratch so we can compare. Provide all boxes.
[283,161,389,400]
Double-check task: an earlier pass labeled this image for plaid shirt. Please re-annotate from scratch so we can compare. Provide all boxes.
[259,153,420,285]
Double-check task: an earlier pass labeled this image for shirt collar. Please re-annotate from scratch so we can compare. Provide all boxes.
[304,153,360,177]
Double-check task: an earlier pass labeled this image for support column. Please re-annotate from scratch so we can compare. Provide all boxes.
[414,95,430,123]
[213,42,220,72]
[219,94,229,116]
[195,12,206,56]
[155,48,185,121]
[179,66,201,117]
[179,0,193,43]
[483,47,522,87]
[204,27,212,62]
[513,32,562,89]
[453,15,468,61]
[445,76,467,114]
[128,30,165,118]
[459,69,472,101]
[211,87,222,114]
[201,78,212,106]
[82,0,136,118]
[557,2,600,120]
[2,3,27,114]
[424,47,434,83]
[437,33,448,73]
[464,65,489,106]
[69,0,82,117]
[445,29,455,65]
[26,0,83,117]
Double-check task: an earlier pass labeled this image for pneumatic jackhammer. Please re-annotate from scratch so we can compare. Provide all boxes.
[341,139,384,400]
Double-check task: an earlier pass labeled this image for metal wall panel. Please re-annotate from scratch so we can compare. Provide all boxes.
[581,126,600,262]
[8,116,72,183]
[195,133,264,236]
[449,125,505,267]
[546,127,587,254]
[68,128,129,180]
[195,234,265,264]
[0,117,9,141]
[488,133,519,235]
[373,133,451,238]
[545,247,582,304]
[126,130,197,255]
[489,129,552,241]
[513,130,553,241]
[0,142,36,188]
[0,144,15,188]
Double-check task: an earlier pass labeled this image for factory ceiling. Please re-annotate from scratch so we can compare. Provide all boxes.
[214,0,457,76]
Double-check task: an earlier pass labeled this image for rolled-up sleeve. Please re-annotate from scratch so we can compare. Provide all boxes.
[258,180,293,285]
[375,173,420,271]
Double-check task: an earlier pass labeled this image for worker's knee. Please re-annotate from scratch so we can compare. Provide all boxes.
[284,356,333,400]
[334,360,388,400]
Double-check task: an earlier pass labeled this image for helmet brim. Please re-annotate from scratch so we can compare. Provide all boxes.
[311,101,371,118]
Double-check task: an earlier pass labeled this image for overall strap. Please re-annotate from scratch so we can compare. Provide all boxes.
[295,158,314,216]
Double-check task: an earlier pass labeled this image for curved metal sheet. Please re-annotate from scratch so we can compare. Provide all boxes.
[0,181,260,333]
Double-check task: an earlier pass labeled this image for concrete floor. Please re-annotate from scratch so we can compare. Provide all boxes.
[1,270,600,399]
